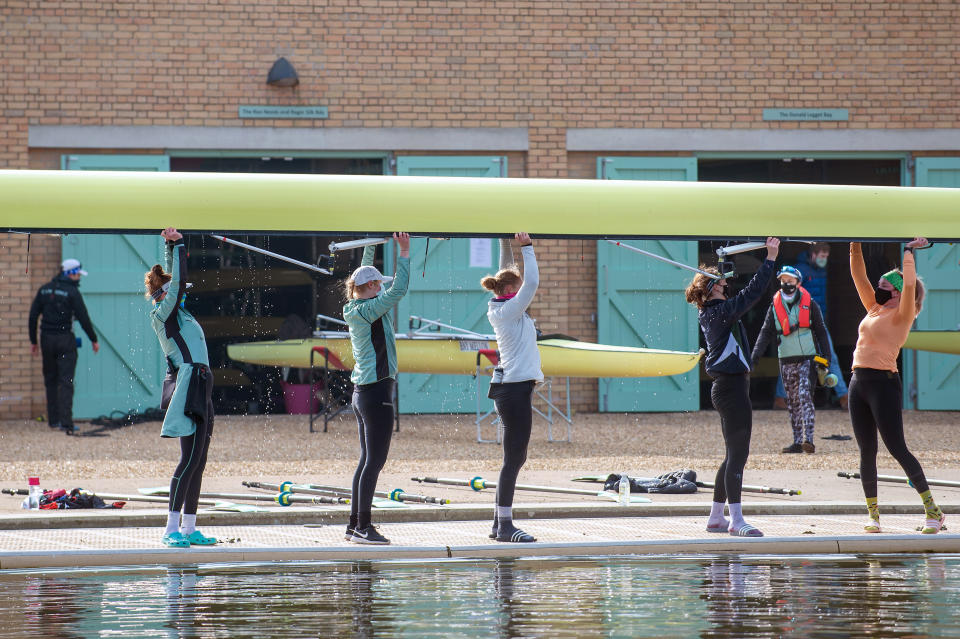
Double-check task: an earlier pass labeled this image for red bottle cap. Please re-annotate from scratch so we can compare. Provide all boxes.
[28,477,39,486]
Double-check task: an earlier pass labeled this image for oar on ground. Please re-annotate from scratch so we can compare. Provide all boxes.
[138,486,348,506]
[838,471,960,489]
[304,482,451,505]
[242,480,450,505]
[411,476,651,503]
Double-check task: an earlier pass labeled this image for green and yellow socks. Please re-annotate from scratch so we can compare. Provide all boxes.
[920,490,945,534]
[864,497,881,533]
[868,492,947,534]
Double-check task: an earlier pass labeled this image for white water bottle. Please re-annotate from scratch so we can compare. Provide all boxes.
[27,477,41,510]
[618,473,630,506]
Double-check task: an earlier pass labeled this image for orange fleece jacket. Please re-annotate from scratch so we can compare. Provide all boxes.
[850,243,916,373]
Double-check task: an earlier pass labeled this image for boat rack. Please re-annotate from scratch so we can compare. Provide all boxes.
[473,349,573,444]
[306,344,399,434]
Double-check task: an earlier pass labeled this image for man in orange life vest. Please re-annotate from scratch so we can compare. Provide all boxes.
[752,266,830,453]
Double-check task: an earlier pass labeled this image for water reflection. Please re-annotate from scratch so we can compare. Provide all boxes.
[2,554,960,638]
[699,555,960,638]
[164,567,199,638]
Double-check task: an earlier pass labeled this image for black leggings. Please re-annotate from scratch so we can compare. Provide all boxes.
[848,368,929,498]
[351,378,395,528]
[710,373,752,505]
[489,381,535,508]
[168,395,214,516]
[40,333,78,427]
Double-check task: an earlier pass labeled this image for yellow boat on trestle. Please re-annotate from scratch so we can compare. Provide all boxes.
[227,331,704,378]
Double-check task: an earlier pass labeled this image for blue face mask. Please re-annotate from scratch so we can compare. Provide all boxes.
[815,256,828,268]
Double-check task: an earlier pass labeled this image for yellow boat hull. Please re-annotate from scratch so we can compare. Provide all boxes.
[3,170,960,240]
[227,337,703,378]
[904,331,960,356]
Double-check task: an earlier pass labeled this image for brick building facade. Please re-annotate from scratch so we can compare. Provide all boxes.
[3,2,959,419]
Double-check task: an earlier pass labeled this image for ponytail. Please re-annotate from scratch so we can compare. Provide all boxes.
[144,264,171,300]
[480,267,522,297]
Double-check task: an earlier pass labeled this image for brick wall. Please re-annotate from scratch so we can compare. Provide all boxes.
[3,2,959,416]
[0,234,62,419]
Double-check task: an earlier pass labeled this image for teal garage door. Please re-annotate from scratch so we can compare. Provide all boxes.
[388,156,506,413]
[596,157,700,412]
[63,154,168,419]
[908,158,960,410]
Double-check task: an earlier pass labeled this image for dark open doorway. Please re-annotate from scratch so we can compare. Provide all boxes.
[169,156,385,414]
[696,157,904,409]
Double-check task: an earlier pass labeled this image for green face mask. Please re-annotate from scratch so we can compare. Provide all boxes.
[815,256,828,268]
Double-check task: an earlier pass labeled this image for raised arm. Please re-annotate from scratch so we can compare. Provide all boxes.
[896,240,924,322]
[498,238,513,271]
[361,244,376,267]
[849,243,875,313]
[156,229,186,323]
[720,237,779,320]
[495,234,539,320]
[355,233,411,323]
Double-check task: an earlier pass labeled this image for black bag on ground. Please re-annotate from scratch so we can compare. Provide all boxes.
[603,469,698,494]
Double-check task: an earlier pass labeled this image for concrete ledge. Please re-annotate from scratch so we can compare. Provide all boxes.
[29,125,530,151]
[4,534,960,570]
[2,501,953,531]
[567,127,960,152]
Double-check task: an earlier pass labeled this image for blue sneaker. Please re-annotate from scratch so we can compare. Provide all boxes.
[162,532,191,548]
[183,530,218,545]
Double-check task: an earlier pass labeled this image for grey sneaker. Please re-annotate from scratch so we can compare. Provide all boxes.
[350,525,390,545]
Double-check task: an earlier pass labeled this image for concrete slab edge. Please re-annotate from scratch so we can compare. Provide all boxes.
[1,501,952,531]
[3,534,960,570]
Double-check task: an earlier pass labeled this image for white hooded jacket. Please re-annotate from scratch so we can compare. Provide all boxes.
[487,244,544,384]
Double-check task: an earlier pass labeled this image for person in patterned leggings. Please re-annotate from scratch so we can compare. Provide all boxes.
[752,266,830,454]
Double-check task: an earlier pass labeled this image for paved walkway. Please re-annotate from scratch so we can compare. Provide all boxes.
[2,504,958,570]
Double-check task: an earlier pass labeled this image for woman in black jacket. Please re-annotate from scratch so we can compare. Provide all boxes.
[684,237,779,537]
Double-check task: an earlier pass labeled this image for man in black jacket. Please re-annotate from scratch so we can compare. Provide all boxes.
[28,259,99,434]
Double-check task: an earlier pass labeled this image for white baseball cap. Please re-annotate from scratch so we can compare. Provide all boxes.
[61,258,88,276]
[351,265,393,287]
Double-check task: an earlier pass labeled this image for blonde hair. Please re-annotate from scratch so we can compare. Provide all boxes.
[343,277,379,301]
[144,264,172,300]
[480,266,522,297]
[684,266,721,310]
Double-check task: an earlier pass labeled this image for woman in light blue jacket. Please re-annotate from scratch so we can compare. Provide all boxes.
[481,233,542,543]
[342,232,410,545]
[145,227,216,549]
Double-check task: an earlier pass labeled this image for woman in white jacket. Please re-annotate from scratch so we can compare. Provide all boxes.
[481,232,542,543]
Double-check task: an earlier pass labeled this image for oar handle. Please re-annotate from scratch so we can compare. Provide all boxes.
[837,471,860,479]
[328,237,390,253]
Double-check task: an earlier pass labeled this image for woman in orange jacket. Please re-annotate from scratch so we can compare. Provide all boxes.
[848,237,943,534]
